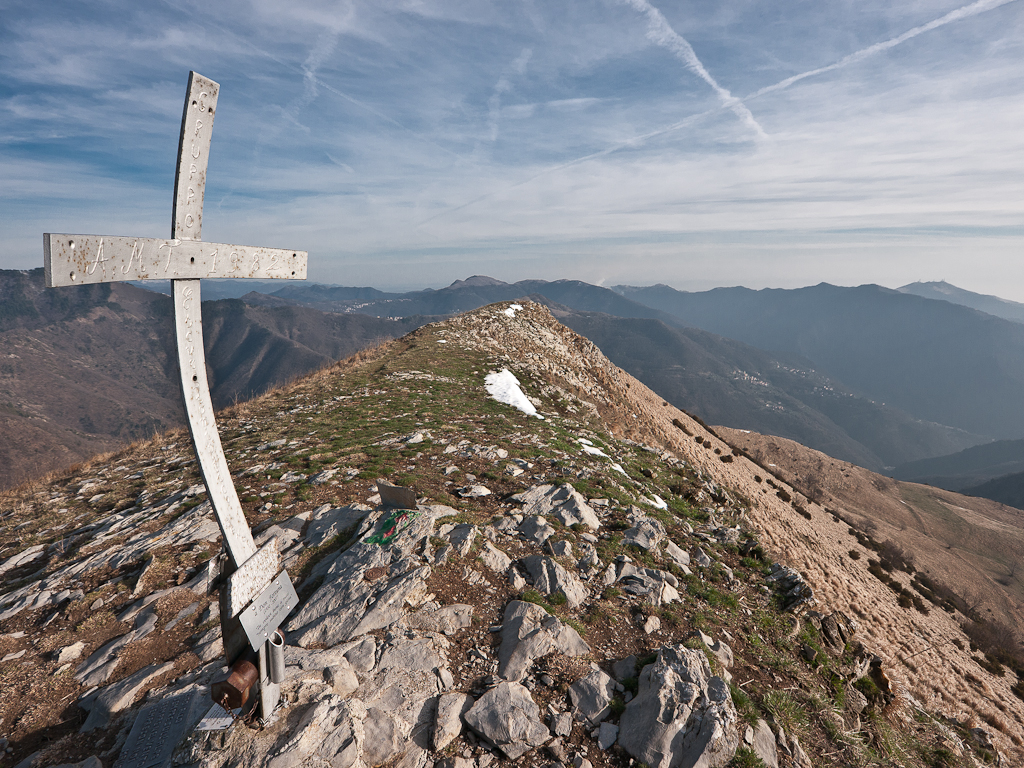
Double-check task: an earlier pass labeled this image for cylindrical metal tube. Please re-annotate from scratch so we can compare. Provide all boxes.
[269,630,285,684]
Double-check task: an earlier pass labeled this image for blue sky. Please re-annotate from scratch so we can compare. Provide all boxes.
[2,0,1023,296]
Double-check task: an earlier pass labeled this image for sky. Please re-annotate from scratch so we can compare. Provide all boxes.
[2,0,1023,296]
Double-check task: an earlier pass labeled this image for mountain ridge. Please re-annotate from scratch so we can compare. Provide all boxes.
[0,300,1020,767]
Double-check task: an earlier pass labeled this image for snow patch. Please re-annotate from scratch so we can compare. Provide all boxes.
[610,463,627,476]
[645,494,668,510]
[484,369,542,418]
[503,303,524,317]
[580,444,609,458]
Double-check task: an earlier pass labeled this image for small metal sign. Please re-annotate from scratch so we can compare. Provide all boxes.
[225,539,279,618]
[196,703,236,732]
[238,571,298,651]
[378,481,417,509]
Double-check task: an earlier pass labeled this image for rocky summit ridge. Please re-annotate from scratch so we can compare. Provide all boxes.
[0,301,1021,767]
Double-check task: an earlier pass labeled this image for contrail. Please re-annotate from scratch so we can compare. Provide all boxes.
[621,0,767,140]
[747,0,1019,101]
[418,0,1017,227]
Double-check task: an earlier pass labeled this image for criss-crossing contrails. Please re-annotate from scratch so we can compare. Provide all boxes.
[417,0,1017,228]
[621,0,767,140]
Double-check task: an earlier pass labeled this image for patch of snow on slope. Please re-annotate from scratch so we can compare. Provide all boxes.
[484,369,542,418]
[645,494,668,510]
[503,303,524,317]
[580,443,609,458]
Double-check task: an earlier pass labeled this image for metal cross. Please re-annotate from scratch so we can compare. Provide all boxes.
[44,72,304,569]
[43,72,303,719]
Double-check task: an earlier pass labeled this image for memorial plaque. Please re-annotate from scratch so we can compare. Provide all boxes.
[238,571,299,651]
[225,539,279,618]
[114,689,206,768]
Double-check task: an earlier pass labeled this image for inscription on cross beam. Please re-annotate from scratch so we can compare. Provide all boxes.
[43,72,303,720]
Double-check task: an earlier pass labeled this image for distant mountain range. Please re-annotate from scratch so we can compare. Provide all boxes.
[612,282,1024,441]
[0,269,426,489]
[892,439,1024,491]
[897,280,1024,324]
[548,305,977,471]
[246,276,1024,460]
[12,269,1024,503]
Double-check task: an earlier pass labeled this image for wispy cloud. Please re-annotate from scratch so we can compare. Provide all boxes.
[2,0,1023,299]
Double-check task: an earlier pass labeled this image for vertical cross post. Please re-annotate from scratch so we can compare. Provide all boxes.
[43,72,304,722]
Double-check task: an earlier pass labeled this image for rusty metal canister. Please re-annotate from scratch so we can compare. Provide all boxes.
[211,653,259,710]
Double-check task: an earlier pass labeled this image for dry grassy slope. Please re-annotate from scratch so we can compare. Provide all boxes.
[451,302,1024,754]
[716,428,1024,645]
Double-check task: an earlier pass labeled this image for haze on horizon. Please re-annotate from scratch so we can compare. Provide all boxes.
[2,1,1022,298]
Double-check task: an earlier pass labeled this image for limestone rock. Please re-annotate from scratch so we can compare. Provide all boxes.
[521,555,588,608]
[519,516,556,545]
[598,722,619,750]
[695,630,734,669]
[56,641,85,665]
[664,540,691,571]
[325,658,360,696]
[745,719,779,768]
[433,691,473,750]
[304,504,373,548]
[287,506,455,647]
[612,655,638,681]
[479,541,512,573]
[613,562,679,607]
[617,645,740,768]
[569,669,617,723]
[267,694,367,768]
[766,563,815,612]
[512,484,601,530]
[446,524,477,556]
[547,539,573,559]
[497,600,589,682]
[622,517,665,551]
[362,707,403,766]
[463,681,550,759]
[406,603,474,635]
[79,661,175,731]
[459,485,491,498]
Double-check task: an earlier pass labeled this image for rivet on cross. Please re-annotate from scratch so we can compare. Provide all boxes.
[43,72,305,719]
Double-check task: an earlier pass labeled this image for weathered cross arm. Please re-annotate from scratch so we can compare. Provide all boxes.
[44,234,306,286]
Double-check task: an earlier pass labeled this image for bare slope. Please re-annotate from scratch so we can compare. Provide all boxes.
[0,269,424,489]
[0,301,1020,766]
[719,427,1024,642]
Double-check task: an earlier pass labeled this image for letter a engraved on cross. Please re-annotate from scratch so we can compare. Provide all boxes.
[43,72,301,720]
